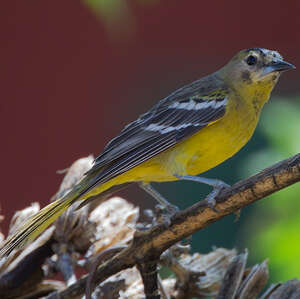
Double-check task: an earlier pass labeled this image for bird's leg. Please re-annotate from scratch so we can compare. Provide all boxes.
[139,182,179,224]
[174,174,230,210]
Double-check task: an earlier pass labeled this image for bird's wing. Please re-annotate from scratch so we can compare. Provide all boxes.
[82,82,229,195]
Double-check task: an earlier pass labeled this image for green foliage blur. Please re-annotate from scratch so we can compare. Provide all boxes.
[240,98,300,282]
[83,0,159,40]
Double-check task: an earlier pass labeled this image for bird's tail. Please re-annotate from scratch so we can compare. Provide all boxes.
[0,188,81,257]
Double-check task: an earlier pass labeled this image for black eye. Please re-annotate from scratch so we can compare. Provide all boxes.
[246,55,257,66]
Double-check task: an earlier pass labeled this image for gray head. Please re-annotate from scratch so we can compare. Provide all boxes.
[218,48,295,93]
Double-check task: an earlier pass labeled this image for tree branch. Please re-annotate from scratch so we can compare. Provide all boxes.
[46,153,300,298]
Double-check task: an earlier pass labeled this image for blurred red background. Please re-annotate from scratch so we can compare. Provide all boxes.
[0,0,299,232]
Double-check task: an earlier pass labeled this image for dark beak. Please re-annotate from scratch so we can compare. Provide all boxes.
[261,60,296,77]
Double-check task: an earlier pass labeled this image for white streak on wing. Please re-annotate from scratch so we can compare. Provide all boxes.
[145,123,200,134]
[169,97,228,110]
[169,100,196,110]
[194,101,212,110]
[143,97,228,134]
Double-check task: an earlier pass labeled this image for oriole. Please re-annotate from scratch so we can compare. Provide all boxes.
[0,48,295,256]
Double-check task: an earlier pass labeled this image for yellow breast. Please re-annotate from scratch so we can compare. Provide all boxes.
[169,96,259,176]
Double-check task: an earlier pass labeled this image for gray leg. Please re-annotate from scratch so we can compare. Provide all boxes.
[139,182,179,223]
[174,174,230,208]
[139,182,171,207]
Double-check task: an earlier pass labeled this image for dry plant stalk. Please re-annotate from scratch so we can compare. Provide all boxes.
[0,153,299,298]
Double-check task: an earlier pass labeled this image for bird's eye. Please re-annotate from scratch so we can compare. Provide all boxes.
[246,55,257,66]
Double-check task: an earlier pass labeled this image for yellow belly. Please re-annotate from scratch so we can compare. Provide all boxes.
[83,98,259,199]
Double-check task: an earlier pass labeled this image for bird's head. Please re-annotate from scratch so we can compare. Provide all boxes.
[218,48,295,102]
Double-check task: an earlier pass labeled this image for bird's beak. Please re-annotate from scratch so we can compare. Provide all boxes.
[261,60,296,77]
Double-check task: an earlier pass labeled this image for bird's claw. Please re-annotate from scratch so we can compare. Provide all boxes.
[205,183,230,212]
[155,204,179,227]
[206,196,219,212]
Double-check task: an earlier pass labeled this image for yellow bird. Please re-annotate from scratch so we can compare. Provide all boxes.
[0,48,295,256]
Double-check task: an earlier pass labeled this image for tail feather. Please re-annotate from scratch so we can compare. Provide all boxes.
[0,192,78,257]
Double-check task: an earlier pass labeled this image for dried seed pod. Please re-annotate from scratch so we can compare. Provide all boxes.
[161,247,237,298]
[87,197,139,257]
[236,260,269,298]
[217,250,248,299]
[267,279,300,299]
[259,283,281,298]
[117,268,144,299]
[0,226,55,299]
[54,155,94,200]
[0,203,55,276]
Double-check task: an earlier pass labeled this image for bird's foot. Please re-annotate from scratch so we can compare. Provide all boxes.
[205,181,230,212]
[155,203,179,227]
[136,203,179,235]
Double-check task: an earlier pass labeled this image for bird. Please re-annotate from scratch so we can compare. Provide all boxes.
[0,48,295,257]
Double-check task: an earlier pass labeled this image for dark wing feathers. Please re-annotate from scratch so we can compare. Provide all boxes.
[81,132,179,196]
[94,105,171,163]
[82,76,228,196]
